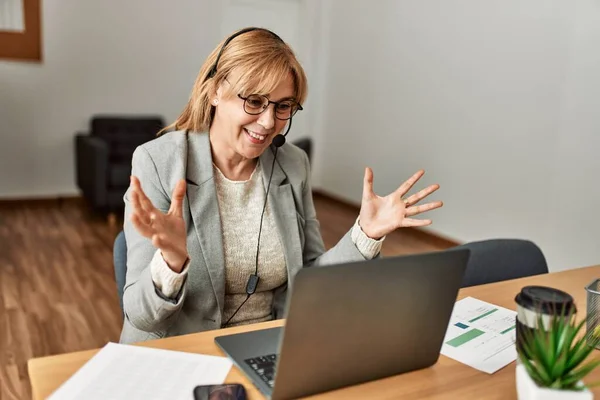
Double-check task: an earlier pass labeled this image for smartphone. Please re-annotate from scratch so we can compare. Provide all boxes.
[193,384,247,400]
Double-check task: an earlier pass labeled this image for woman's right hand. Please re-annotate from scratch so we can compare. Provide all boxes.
[129,176,188,273]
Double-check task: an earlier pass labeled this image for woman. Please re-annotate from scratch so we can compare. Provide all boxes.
[120,27,443,344]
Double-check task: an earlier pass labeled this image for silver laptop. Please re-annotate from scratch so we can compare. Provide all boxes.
[214,247,470,400]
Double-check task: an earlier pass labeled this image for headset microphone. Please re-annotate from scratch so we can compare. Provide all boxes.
[271,117,293,148]
[272,135,286,148]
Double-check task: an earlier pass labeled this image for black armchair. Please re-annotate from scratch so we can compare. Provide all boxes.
[75,116,164,213]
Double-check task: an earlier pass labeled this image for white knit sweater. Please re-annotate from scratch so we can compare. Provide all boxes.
[150,161,384,327]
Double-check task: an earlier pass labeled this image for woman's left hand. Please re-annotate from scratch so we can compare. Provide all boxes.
[358,168,443,240]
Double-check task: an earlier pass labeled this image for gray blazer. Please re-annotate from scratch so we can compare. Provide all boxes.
[119,131,369,343]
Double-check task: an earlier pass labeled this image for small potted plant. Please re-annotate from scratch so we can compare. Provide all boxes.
[516,311,600,399]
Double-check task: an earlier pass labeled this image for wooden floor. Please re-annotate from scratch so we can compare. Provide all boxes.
[0,193,455,400]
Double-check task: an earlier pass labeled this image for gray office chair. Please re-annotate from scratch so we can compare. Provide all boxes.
[455,239,548,288]
[113,231,127,314]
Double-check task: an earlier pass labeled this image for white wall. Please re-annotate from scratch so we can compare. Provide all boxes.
[0,0,222,198]
[548,0,600,271]
[313,0,600,271]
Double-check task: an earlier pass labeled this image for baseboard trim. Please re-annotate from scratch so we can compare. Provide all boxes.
[0,195,84,207]
[313,188,461,248]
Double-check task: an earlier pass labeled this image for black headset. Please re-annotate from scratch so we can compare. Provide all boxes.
[207,27,291,148]
[207,27,284,78]
[208,27,294,326]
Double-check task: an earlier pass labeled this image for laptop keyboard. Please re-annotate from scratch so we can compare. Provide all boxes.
[244,354,278,388]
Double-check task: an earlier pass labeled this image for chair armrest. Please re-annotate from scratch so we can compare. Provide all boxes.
[75,133,109,207]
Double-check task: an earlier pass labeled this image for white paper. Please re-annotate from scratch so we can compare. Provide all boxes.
[48,342,233,400]
[441,297,517,374]
[0,0,25,32]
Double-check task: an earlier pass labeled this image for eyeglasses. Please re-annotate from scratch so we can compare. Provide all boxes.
[237,93,302,120]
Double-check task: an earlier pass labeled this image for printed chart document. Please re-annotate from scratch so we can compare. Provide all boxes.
[441,297,517,374]
[48,342,233,400]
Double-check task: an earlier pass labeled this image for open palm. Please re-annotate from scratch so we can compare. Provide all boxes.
[358,168,443,239]
[129,176,188,272]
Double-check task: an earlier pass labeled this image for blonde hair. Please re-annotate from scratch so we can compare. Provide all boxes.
[159,28,308,135]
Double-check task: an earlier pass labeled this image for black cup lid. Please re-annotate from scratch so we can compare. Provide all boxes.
[515,285,577,315]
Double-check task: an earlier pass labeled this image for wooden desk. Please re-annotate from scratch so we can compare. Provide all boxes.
[28,265,600,399]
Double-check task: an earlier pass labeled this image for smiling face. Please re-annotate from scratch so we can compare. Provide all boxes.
[210,73,296,161]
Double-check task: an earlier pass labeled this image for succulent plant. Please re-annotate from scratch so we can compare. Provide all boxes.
[518,311,600,391]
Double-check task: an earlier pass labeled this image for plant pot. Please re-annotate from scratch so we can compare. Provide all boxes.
[516,364,594,400]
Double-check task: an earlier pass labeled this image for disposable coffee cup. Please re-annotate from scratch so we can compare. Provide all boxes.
[515,286,576,356]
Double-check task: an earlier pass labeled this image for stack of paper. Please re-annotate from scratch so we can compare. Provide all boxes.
[441,297,517,374]
[48,342,233,400]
